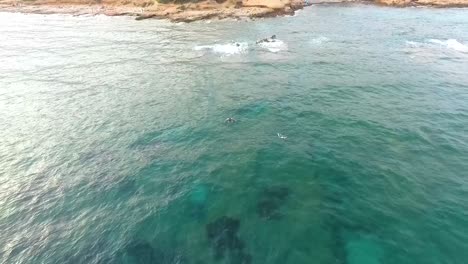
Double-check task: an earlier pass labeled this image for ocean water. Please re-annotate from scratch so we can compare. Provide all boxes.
[1,5,468,264]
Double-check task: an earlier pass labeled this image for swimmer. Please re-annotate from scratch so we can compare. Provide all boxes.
[277,133,287,139]
[231,41,241,47]
[225,117,237,123]
[256,35,277,44]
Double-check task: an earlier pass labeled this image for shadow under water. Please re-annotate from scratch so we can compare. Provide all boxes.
[317,162,385,264]
[256,186,290,220]
[118,240,187,264]
[206,216,252,264]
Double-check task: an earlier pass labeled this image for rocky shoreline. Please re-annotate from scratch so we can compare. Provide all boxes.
[0,0,312,22]
[376,0,468,7]
[0,0,467,22]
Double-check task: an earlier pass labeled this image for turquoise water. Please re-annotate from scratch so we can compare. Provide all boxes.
[1,5,468,264]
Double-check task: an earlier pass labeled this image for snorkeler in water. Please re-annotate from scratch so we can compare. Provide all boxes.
[225,117,237,123]
[256,35,277,44]
[277,133,287,139]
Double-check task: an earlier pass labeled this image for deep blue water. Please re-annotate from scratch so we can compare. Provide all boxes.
[1,5,468,264]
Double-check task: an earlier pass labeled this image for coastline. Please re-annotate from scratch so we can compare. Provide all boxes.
[0,0,312,22]
[0,0,467,22]
[375,0,468,7]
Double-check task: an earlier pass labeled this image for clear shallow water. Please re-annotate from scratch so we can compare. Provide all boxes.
[1,5,468,264]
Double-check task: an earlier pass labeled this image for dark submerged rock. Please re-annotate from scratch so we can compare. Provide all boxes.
[206,216,240,239]
[117,178,138,196]
[256,186,290,220]
[190,203,206,220]
[230,251,252,264]
[257,199,283,220]
[264,186,289,201]
[206,216,251,262]
[125,241,157,263]
[123,240,185,264]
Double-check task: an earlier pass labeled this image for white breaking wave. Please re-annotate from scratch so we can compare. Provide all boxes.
[309,36,330,45]
[193,42,248,56]
[405,39,468,55]
[428,39,468,52]
[405,40,423,48]
[257,40,288,53]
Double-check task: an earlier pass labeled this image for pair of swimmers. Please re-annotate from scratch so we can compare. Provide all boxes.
[256,35,277,44]
[231,35,278,47]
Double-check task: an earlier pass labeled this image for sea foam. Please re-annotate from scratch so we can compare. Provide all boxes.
[193,42,248,56]
[309,36,330,45]
[257,39,288,53]
[428,39,468,52]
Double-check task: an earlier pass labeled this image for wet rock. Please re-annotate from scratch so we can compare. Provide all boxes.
[256,186,290,220]
[1,0,309,23]
[135,14,156,21]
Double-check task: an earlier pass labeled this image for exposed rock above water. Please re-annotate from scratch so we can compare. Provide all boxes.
[0,0,466,22]
[0,0,309,22]
[376,0,468,7]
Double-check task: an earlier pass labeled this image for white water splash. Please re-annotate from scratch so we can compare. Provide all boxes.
[428,39,468,52]
[257,40,288,53]
[277,133,287,139]
[405,38,468,59]
[194,42,248,56]
[310,36,330,45]
[405,40,423,48]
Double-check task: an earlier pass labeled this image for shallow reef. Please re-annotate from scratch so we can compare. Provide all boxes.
[121,240,185,264]
[206,216,251,264]
[256,186,290,220]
